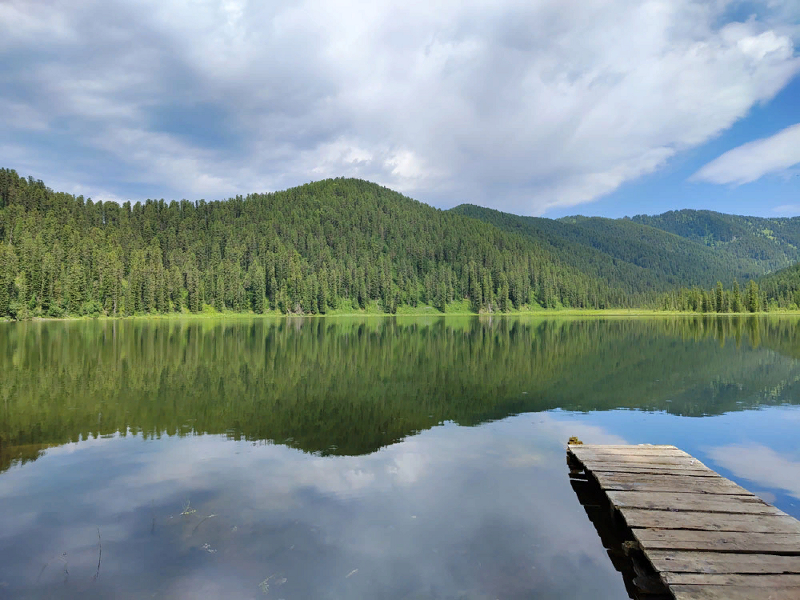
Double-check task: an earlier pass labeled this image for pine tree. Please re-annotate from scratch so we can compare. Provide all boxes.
[732,281,742,313]
[701,290,710,313]
[187,268,201,313]
[498,273,510,312]
[0,245,11,316]
[66,261,84,314]
[746,280,760,313]
[318,273,328,314]
[215,274,224,312]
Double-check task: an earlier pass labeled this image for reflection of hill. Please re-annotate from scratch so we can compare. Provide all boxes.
[1,316,799,470]
[758,316,800,362]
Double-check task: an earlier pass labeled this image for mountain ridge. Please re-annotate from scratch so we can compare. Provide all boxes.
[1,167,798,319]
[0,169,620,320]
[449,204,800,295]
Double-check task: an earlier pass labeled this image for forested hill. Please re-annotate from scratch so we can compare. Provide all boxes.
[450,205,777,295]
[0,169,620,320]
[759,262,800,307]
[631,210,800,272]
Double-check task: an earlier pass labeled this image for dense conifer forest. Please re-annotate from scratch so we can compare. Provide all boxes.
[454,204,800,313]
[451,205,762,296]
[0,169,619,319]
[632,210,800,271]
[453,204,800,304]
[1,167,799,320]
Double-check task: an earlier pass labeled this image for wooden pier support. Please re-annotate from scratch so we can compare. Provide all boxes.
[567,444,800,600]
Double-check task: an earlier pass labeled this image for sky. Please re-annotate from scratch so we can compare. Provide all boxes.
[1,0,799,218]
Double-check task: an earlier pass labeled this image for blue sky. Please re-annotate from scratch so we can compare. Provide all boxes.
[548,74,800,218]
[1,0,799,218]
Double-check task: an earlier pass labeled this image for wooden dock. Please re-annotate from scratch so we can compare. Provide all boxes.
[567,444,800,600]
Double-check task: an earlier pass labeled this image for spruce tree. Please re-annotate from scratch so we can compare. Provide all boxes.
[732,281,742,312]
[746,280,760,313]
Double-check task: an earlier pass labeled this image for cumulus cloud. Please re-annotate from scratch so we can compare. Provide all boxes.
[692,122,800,185]
[773,203,800,215]
[0,0,799,213]
[706,443,800,500]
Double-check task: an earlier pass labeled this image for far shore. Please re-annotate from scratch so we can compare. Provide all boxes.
[3,305,800,323]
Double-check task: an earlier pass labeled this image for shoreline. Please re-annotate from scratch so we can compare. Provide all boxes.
[4,307,800,323]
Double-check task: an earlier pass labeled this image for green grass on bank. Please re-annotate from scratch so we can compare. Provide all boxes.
[5,300,800,323]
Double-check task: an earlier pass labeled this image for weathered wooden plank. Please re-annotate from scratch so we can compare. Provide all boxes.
[588,465,720,477]
[579,458,714,471]
[607,491,777,514]
[624,509,800,533]
[571,445,690,457]
[635,529,800,554]
[646,550,800,574]
[570,445,688,456]
[670,585,800,599]
[575,456,714,470]
[662,573,800,586]
[575,453,706,467]
[572,451,691,461]
[571,444,679,449]
[592,472,750,495]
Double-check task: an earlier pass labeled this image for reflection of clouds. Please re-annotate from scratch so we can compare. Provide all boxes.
[506,453,544,468]
[386,451,426,484]
[162,575,234,600]
[0,413,630,599]
[0,511,37,538]
[538,414,629,447]
[707,443,800,501]
[779,410,800,422]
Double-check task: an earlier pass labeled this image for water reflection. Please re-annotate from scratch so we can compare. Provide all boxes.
[707,442,800,502]
[2,315,800,472]
[0,415,629,600]
[1,316,800,599]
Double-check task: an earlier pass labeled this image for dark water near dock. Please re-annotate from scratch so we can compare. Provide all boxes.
[1,316,799,599]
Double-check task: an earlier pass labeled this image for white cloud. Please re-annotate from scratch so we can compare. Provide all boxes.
[773,203,800,215]
[0,0,799,213]
[707,443,800,501]
[692,122,800,185]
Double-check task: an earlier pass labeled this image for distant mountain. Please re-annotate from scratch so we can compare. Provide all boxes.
[450,205,786,297]
[631,210,800,272]
[3,167,798,319]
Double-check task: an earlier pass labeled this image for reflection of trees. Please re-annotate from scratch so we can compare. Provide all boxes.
[1,316,799,471]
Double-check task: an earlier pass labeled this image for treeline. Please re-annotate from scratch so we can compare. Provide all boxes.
[758,262,800,309]
[0,169,622,320]
[660,259,800,312]
[658,280,787,313]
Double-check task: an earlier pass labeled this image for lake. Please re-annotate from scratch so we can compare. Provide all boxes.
[1,316,799,599]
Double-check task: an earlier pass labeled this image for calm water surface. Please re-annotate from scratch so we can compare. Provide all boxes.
[1,316,799,600]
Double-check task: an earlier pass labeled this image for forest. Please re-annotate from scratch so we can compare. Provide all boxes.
[1,167,799,319]
[0,169,618,319]
[453,204,800,310]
